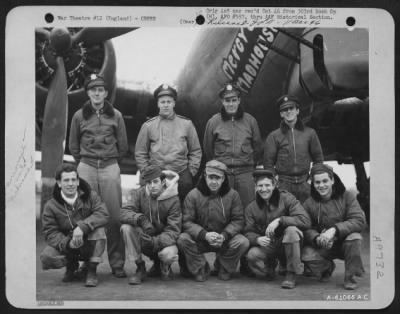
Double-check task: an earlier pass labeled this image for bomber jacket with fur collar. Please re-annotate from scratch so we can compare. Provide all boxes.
[41,178,109,253]
[182,174,244,242]
[303,172,366,244]
[203,106,263,168]
[244,188,311,246]
[69,100,128,163]
[264,119,323,177]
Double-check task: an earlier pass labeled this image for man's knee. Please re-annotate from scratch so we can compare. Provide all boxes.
[40,246,66,270]
[120,224,141,236]
[343,233,363,254]
[88,227,107,240]
[301,245,324,262]
[282,226,302,243]
[247,247,263,262]
[345,232,363,242]
[229,234,250,252]
[177,232,192,250]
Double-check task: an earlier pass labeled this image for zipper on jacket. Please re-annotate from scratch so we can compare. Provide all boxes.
[219,197,226,218]
[148,197,161,224]
[291,128,297,182]
[160,119,163,146]
[96,110,102,125]
[231,117,235,166]
[64,204,75,230]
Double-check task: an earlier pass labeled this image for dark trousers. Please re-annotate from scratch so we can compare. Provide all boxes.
[120,224,178,266]
[177,232,249,274]
[40,228,107,269]
[246,226,304,275]
[302,233,365,278]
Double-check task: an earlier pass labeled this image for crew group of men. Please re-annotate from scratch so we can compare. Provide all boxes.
[40,74,367,292]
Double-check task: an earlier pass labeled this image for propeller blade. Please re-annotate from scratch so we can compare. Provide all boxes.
[72,27,137,46]
[41,56,68,180]
[35,28,50,42]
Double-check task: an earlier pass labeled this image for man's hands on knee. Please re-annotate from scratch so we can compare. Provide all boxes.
[256,236,272,247]
[316,228,336,249]
[205,232,225,248]
[265,218,280,238]
[138,215,156,236]
[69,226,84,249]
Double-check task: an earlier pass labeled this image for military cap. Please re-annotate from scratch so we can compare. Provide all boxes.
[154,84,177,100]
[85,73,107,91]
[219,83,241,98]
[276,95,300,111]
[141,165,163,182]
[310,163,334,179]
[205,160,227,177]
[253,166,276,180]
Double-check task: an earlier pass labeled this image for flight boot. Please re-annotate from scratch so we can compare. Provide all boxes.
[128,261,147,285]
[75,262,89,281]
[344,272,358,290]
[239,257,256,278]
[265,266,276,282]
[281,271,296,289]
[320,260,336,282]
[217,266,231,281]
[85,262,99,287]
[62,259,79,282]
[178,251,191,278]
[195,262,210,282]
[148,258,161,277]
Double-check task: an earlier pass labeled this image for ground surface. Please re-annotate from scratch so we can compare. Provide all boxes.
[36,221,370,302]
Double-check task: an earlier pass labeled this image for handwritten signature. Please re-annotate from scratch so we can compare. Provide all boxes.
[6,128,35,203]
[207,16,321,27]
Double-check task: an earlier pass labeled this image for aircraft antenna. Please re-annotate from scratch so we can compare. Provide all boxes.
[277,28,322,52]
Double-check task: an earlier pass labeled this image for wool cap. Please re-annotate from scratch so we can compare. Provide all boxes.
[205,160,227,177]
[142,165,163,182]
[310,163,334,179]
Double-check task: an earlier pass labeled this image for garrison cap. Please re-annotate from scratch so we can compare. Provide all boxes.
[85,74,107,91]
[276,95,300,111]
[154,84,177,100]
[141,165,163,182]
[253,166,276,180]
[219,83,241,98]
[205,160,227,177]
[310,163,334,179]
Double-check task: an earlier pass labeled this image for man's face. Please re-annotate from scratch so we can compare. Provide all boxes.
[87,86,108,106]
[205,173,225,193]
[280,105,299,124]
[222,94,240,115]
[255,177,276,201]
[146,177,164,198]
[158,96,175,117]
[57,171,79,198]
[313,172,334,199]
